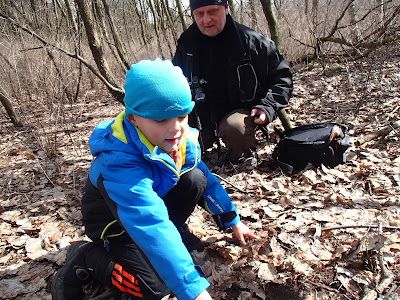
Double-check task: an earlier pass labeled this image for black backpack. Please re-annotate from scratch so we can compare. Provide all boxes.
[272,122,351,174]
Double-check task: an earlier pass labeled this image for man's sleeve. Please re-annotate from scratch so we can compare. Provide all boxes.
[253,37,293,123]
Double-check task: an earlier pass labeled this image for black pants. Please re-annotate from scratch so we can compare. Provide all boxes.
[84,168,207,299]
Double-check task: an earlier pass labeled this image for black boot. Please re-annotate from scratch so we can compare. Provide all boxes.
[179,224,205,252]
[51,241,92,300]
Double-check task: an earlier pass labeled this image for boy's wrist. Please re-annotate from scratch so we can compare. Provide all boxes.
[212,211,239,230]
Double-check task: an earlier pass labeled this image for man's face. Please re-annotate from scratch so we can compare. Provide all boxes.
[127,114,188,153]
[193,5,228,37]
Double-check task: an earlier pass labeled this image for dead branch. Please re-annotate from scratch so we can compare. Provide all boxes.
[355,120,400,146]
[302,279,339,293]
[322,224,400,231]
[212,173,247,193]
[325,0,356,40]
[376,273,395,294]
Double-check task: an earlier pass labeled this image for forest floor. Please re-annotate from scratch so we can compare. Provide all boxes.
[0,45,399,300]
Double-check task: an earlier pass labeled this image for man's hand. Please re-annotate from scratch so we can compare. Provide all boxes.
[231,221,260,246]
[251,108,268,125]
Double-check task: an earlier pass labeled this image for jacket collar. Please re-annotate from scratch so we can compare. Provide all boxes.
[110,111,200,171]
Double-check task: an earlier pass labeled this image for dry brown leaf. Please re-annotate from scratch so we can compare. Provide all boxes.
[257,262,278,282]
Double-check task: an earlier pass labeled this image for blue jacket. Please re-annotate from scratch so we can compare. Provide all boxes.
[84,111,240,300]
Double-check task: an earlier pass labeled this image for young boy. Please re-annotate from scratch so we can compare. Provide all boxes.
[52,59,259,300]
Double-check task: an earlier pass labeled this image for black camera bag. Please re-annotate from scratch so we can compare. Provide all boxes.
[272,122,351,174]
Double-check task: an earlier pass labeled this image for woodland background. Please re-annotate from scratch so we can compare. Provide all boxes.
[0,0,399,299]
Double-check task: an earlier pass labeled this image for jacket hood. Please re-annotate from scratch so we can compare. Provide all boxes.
[89,111,137,158]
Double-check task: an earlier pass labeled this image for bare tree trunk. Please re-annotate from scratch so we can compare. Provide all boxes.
[46,48,74,103]
[376,0,384,27]
[162,0,178,44]
[101,0,131,69]
[148,0,165,58]
[259,0,280,50]
[29,0,39,28]
[259,0,292,130]
[64,0,82,103]
[176,0,187,32]
[157,0,174,57]
[249,0,257,30]
[312,0,318,25]
[239,0,244,23]
[75,0,123,102]
[0,91,22,127]
[349,2,360,44]
[133,0,149,48]
[64,0,78,34]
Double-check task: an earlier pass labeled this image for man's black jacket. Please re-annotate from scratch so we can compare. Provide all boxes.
[173,14,293,133]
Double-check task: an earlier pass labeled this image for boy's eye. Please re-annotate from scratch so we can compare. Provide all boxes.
[178,115,188,121]
[155,119,167,123]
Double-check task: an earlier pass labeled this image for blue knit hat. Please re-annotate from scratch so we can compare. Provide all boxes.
[190,0,228,11]
[123,58,194,120]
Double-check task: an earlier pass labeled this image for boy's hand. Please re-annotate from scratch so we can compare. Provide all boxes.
[194,290,212,300]
[231,221,260,246]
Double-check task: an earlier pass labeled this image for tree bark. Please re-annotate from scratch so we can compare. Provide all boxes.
[0,91,22,127]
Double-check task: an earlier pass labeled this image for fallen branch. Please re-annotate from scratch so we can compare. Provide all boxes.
[376,273,395,294]
[376,222,395,295]
[322,224,400,231]
[355,120,400,146]
[212,173,247,193]
[302,279,339,293]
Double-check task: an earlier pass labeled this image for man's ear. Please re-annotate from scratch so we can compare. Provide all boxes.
[126,114,137,126]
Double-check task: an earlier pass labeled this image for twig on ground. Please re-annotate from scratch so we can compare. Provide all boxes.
[322,224,400,231]
[35,157,55,187]
[303,279,339,293]
[212,173,247,193]
[376,222,395,295]
[356,120,400,146]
